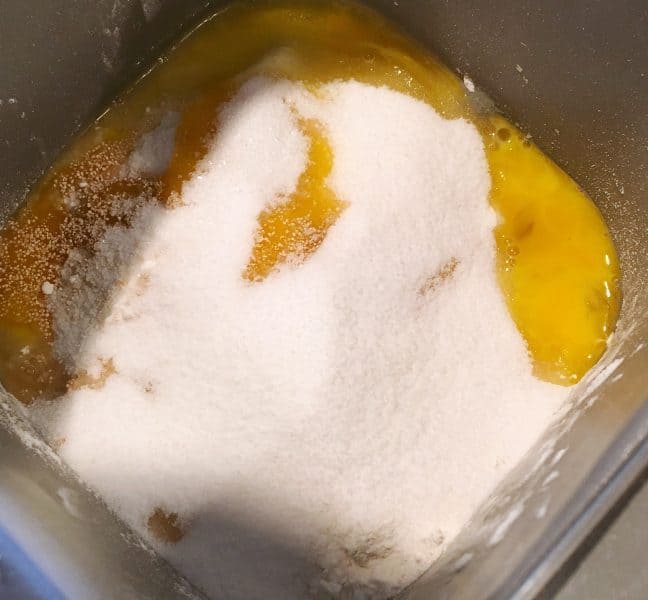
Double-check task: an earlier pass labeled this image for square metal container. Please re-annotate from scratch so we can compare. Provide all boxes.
[0,1,646,598]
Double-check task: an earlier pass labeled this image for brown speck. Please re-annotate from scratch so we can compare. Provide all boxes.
[164,191,186,209]
[419,257,459,296]
[52,437,67,451]
[144,381,154,394]
[68,357,116,391]
[342,535,394,568]
[135,273,151,296]
[147,508,185,543]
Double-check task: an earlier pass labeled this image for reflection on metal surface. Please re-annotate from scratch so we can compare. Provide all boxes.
[0,0,646,598]
[0,525,65,600]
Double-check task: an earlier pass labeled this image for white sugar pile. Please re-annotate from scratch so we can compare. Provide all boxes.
[29,78,568,599]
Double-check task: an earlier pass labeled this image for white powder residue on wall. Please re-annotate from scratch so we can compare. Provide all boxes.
[125,111,180,178]
[140,0,162,21]
[29,78,568,599]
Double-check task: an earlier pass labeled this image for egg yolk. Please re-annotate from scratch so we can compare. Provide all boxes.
[485,116,619,384]
[244,117,346,282]
[0,0,620,403]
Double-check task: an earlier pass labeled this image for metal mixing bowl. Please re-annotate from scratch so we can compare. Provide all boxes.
[0,1,646,598]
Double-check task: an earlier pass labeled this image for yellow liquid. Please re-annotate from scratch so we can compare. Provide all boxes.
[0,0,620,404]
[486,116,620,383]
[244,117,346,282]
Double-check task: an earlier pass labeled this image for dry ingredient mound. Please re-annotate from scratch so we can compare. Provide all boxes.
[29,78,568,599]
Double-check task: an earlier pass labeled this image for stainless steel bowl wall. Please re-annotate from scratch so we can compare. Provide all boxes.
[0,2,646,598]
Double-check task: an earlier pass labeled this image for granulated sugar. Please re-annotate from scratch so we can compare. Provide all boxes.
[29,78,568,599]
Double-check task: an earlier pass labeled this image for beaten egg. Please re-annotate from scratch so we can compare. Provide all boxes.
[0,0,620,404]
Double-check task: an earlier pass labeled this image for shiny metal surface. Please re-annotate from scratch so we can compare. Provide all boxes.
[554,470,648,600]
[0,403,204,599]
[0,1,646,598]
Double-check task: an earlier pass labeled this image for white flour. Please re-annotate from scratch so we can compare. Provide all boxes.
[29,78,568,599]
